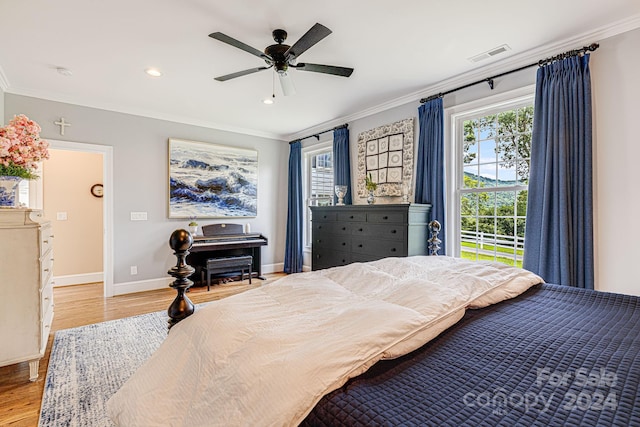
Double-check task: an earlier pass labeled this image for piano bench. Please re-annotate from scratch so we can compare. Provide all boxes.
[201,256,253,291]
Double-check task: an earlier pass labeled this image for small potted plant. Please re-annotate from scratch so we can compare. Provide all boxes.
[188,217,198,236]
[365,173,378,205]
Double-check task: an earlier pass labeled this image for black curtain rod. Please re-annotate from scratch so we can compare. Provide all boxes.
[420,43,599,104]
[289,123,348,144]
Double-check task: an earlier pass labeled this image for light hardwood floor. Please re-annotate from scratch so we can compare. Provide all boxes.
[0,273,285,426]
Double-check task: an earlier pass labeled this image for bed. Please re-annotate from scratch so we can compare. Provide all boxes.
[106,256,640,426]
[302,283,640,426]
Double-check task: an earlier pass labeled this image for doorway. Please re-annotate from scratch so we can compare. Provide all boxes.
[35,140,114,297]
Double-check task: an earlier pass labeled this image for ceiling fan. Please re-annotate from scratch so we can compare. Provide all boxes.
[209,23,354,96]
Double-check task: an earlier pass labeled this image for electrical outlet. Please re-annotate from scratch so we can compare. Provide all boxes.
[130,266,138,275]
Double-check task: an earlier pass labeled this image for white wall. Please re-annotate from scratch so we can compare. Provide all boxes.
[4,96,289,294]
[591,28,640,295]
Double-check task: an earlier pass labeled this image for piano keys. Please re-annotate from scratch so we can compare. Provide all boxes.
[187,223,268,284]
[192,233,267,250]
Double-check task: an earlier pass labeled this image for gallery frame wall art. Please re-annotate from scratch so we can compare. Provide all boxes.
[168,138,258,218]
[357,118,415,198]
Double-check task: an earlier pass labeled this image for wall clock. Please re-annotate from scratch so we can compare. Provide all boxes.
[91,184,104,198]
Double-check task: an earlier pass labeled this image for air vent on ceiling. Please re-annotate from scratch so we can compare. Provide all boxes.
[468,44,511,63]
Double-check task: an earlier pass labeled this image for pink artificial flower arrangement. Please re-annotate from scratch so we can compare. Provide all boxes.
[0,114,49,179]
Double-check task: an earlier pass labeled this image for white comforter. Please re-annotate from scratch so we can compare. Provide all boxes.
[107,256,542,426]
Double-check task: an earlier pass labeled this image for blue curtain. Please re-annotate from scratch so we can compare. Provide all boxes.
[333,127,352,205]
[523,55,594,289]
[284,141,303,273]
[416,98,446,254]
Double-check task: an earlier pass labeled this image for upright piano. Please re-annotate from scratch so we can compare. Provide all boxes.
[188,223,268,284]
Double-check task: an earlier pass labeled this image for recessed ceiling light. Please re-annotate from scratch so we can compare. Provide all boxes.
[145,68,162,77]
[56,67,73,76]
[262,97,274,105]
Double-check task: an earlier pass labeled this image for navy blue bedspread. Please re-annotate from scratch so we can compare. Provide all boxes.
[301,284,640,426]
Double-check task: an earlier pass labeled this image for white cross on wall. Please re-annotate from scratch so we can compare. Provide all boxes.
[54,117,71,135]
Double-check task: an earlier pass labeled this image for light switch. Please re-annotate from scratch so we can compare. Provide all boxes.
[130,212,148,221]
[56,212,68,221]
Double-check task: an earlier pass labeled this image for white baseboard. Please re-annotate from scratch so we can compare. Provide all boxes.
[262,263,284,274]
[113,264,286,296]
[262,262,310,273]
[53,272,104,287]
[113,277,173,296]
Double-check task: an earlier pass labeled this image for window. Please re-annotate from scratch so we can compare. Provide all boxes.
[303,143,334,248]
[455,98,533,267]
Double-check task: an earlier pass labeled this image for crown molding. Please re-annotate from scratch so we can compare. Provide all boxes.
[285,13,640,141]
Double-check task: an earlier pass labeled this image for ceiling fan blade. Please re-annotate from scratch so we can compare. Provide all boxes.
[278,72,296,96]
[214,66,271,82]
[209,32,269,60]
[284,23,332,59]
[295,63,354,77]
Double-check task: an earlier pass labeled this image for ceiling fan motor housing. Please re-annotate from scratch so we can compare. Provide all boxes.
[264,40,291,73]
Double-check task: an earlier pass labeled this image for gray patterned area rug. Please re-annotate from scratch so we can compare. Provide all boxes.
[38,310,169,427]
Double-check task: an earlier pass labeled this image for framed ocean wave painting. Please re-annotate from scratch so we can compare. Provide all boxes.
[168,138,258,218]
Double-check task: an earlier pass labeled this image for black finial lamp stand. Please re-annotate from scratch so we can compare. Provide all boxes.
[167,229,196,330]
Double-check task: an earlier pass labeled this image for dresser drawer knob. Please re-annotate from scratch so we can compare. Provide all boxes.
[342,227,346,231]
[44,268,49,272]
[391,248,397,252]
[358,228,363,232]
[358,244,363,248]
[391,230,397,234]
[383,216,389,220]
[350,215,354,219]
[341,242,346,246]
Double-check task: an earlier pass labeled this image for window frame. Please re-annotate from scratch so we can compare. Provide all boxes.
[302,140,334,250]
[445,86,535,260]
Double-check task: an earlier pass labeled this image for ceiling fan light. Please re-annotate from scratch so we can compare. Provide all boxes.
[279,72,296,96]
[145,68,163,77]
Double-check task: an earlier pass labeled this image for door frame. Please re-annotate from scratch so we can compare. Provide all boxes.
[36,139,115,297]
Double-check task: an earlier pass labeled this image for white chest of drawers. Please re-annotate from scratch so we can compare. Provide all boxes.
[0,208,54,381]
